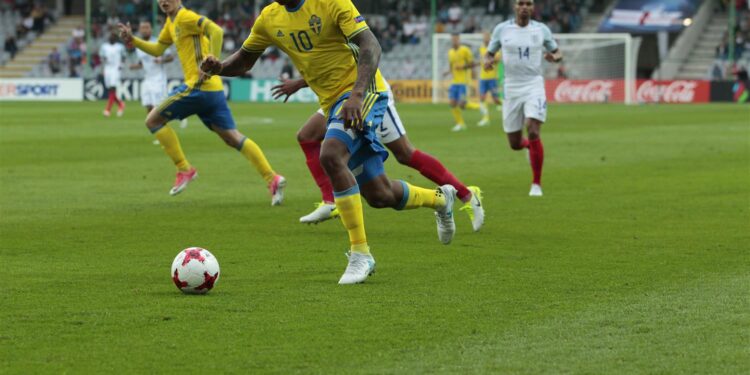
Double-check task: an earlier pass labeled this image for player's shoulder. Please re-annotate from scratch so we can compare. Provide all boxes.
[493,19,513,33]
[530,20,552,33]
[257,1,284,18]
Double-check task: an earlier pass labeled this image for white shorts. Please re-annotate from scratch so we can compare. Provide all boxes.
[502,94,547,133]
[316,91,406,144]
[103,68,120,88]
[141,82,166,107]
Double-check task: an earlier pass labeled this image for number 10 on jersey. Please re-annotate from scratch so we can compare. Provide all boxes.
[291,31,313,52]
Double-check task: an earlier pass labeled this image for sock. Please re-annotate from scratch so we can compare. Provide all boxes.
[299,141,334,203]
[465,101,480,110]
[479,102,488,116]
[238,137,275,184]
[396,181,447,210]
[529,138,544,185]
[520,138,530,149]
[116,96,124,109]
[334,185,369,254]
[408,150,471,203]
[450,107,464,126]
[105,91,115,111]
[152,125,191,171]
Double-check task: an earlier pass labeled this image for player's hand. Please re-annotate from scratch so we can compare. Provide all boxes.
[117,22,133,44]
[484,57,496,71]
[154,57,162,64]
[545,52,562,63]
[271,79,305,103]
[200,55,222,76]
[341,92,364,130]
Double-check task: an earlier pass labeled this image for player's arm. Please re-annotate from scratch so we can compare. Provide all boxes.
[118,22,169,57]
[485,24,504,70]
[203,13,269,77]
[542,24,562,63]
[341,29,381,129]
[203,20,223,58]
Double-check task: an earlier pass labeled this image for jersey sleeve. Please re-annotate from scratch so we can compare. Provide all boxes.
[241,12,271,53]
[176,9,209,36]
[542,24,558,52]
[487,22,506,54]
[329,0,368,40]
[157,22,173,45]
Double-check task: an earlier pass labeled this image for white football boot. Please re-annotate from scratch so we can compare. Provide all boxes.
[338,251,376,285]
[435,184,457,244]
[529,184,543,197]
[300,202,339,224]
[451,124,467,132]
[269,174,287,206]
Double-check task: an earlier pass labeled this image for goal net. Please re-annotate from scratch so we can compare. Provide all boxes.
[431,33,637,104]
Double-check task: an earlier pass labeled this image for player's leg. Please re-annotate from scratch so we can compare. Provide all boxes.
[103,86,115,116]
[357,166,457,245]
[203,91,284,205]
[523,96,547,197]
[145,97,196,196]
[477,82,490,126]
[297,110,338,223]
[319,136,373,284]
[106,69,124,116]
[380,102,483,231]
[449,85,467,131]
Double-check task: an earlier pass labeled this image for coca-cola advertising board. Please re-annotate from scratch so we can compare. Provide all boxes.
[545,79,710,104]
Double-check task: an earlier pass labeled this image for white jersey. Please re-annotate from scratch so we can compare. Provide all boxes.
[99,42,125,71]
[136,48,168,88]
[488,20,558,98]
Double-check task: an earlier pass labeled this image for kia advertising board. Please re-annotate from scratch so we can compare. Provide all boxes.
[0,78,83,101]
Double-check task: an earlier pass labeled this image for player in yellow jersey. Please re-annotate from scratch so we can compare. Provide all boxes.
[477,31,503,127]
[117,0,286,204]
[445,33,480,132]
[202,0,459,285]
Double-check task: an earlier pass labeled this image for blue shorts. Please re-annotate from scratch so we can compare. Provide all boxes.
[449,84,467,102]
[479,79,499,97]
[324,91,389,186]
[158,84,235,130]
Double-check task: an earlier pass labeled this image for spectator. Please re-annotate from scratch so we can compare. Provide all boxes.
[448,2,462,25]
[48,47,61,74]
[4,36,18,59]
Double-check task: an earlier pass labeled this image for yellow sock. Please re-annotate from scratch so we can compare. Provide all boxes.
[450,107,464,126]
[465,101,481,110]
[334,186,369,254]
[153,125,191,172]
[396,181,447,210]
[238,137,275,184]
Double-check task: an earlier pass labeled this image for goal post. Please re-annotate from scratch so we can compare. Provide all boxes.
[432,33,637,104]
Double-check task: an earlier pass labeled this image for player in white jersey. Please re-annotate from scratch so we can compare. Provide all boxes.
[270,78,484,232]
[484,0,562,197]
[99,33,126,117]
[129,21,187,129]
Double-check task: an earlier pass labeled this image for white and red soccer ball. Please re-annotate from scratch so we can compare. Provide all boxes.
[171,247,220,294]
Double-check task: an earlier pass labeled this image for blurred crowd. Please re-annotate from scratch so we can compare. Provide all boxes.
[2,0,56,62]
[713,0,750,80]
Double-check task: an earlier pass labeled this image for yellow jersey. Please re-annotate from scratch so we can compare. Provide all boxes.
[242,0,387,113]
[448,45,473,85]
[479,46,498,81]
[158,7,223,91]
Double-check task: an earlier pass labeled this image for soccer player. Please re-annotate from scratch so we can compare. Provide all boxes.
[129,21,188,129]
[99,33,126,117]
[445,33,480,132]
[484,0,562,197]
[477,31,502,127]
[202,0,459,284]
[117,0,286,202]
[271,77,484,232]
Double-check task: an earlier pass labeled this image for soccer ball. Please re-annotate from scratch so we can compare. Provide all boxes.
[171,247,220,294]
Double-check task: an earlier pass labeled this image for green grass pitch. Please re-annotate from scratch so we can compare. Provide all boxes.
[1,101,748,373]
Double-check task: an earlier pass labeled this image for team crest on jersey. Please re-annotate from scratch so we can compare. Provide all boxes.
[532,34,541,44]
[309,15,322,35]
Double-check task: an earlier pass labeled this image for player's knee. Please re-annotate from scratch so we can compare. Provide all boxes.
[394,149,413,165]
[509,142,525,151]
[319,150,344,174]
[296,128,315,143]
[527,127,540,140]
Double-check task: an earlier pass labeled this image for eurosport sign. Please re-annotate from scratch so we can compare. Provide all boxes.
[83,79,230,101]
[0,78,83,101]
[546,79,710,103]
[599,0,701,33]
